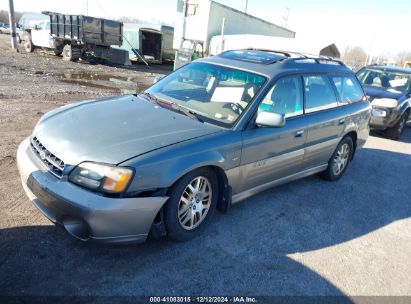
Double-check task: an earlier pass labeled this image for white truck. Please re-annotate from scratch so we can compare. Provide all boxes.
[24,12,128,65]
[24,19,54,52]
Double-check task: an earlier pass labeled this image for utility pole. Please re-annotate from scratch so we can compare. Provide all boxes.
[180,0,188,49]
[283,6,290,29]
[245,0,248,14]
[8,0,18,51]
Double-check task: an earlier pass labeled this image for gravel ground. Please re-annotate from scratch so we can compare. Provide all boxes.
[0,34,410,299]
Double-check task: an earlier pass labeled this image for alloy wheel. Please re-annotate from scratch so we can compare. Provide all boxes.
[332,143,350,176]
[178,176,212,230]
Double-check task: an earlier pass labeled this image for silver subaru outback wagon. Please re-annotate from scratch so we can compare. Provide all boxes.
[17,50,371,243]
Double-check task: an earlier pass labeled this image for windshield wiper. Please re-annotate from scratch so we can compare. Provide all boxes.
[139,92,204,123]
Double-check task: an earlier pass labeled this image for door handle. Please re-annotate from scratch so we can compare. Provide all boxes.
[295,130,305,137]
[338,118,345,125]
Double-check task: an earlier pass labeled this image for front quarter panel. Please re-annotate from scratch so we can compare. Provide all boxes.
[121,130,243,193]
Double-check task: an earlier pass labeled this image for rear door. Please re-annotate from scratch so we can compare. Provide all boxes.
[302,74,351,170]
[239,75,308,192]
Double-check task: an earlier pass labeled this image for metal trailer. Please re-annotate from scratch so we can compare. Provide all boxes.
[115,23,175,64]
[175,0,296,55]
[42,11,129,65]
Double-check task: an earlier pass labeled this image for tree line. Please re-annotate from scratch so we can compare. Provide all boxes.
[0,10,24,24]
[342,46,411,69]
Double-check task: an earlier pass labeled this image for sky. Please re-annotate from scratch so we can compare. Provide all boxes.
[1,0,410,58]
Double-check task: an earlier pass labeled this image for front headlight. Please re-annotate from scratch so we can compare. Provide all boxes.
[69,162,134,194]
[372,108,387,117]
[371,98,398,108]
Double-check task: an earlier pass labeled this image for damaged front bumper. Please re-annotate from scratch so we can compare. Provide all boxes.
[16,137,168,244]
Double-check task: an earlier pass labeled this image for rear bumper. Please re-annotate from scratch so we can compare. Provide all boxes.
[17,137,168,244]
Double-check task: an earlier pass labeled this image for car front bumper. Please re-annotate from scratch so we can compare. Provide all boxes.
[369,106,400,130]
[17,137,168,244]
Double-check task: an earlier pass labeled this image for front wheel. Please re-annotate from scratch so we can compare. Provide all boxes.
[385,113,407,140]
[24,38,34,53]
[164,168,218,241]
[322,136,353,181]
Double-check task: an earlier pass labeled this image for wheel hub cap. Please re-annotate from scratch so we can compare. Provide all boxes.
[178,176,212,230]
[332,143,350,175]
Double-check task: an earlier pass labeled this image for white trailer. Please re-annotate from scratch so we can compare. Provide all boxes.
[174,0,295,54]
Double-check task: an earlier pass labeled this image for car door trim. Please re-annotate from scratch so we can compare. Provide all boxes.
[232,164,328,204]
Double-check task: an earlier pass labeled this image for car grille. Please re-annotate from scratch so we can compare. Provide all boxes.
[30,137,65,178]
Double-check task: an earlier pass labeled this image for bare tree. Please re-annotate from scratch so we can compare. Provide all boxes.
[397,51,411,68]
[0,10,25,24]
[342,46,369,69]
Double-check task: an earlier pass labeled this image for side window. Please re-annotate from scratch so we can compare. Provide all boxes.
[258,76,304,118]
[304,75,338,113]
[331,75,364,104]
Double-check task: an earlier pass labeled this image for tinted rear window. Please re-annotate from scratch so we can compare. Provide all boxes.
[304,76,338,113]
[331,75,364,104]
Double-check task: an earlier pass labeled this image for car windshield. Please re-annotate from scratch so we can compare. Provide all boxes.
[145,62,266,127]
[357,68,411,93]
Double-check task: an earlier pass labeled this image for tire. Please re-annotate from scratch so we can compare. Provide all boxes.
[54,47,63,56]
[164,168,219,242]
[62,44,81,62]
[24,38,34,53]
[322,136,353,181]
[385,113,408,140]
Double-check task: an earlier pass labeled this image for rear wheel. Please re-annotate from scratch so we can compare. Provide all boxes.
[62,44,81,62]
[322,136,353,181]
[54,46,63,56]
[164,168,218,241]
[385,113,407,140]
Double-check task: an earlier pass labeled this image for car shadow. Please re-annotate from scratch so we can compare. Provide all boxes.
[1,147,410,297]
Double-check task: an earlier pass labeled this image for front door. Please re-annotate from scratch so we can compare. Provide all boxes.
[239,75,308,193]
[31,21,53,48]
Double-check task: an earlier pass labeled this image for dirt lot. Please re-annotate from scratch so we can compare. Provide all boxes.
[0,34,410,299]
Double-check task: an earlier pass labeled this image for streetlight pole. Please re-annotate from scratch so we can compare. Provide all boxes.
[8,0,18,51]
[245,0,248,14]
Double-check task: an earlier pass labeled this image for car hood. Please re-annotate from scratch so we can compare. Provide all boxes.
[362,85,405,100]
[33,95,222,165]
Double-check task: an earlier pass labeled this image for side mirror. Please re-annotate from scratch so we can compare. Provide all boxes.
[256,111,285,128]
[153,76,163,84]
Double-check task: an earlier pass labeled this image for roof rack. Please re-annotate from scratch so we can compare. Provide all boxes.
[244,48,345,66]
[246,48,292,58]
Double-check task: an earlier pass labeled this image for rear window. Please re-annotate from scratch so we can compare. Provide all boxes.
[304,76,338,113]
[331,76,364,104]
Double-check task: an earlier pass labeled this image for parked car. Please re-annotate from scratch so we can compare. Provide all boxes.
[0,23,10,34]
[357,65,411,139]
[17,50,371,243]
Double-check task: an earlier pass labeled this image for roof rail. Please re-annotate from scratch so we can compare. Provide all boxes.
[246,48,292,58]
[291,56,346,66]
[244,48,345,66]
